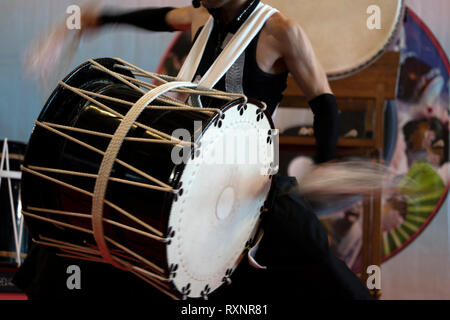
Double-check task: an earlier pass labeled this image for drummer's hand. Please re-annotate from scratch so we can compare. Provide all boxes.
[289,156,314,184]
[80,3,104,36]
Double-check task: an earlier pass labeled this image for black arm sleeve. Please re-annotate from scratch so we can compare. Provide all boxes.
[308,93,340,163]
[100,7,177,32]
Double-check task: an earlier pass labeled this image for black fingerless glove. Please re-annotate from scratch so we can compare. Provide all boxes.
[100,7,176,32]
[308,94,340,164]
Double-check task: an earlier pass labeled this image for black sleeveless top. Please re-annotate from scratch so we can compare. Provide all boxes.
[193,3,288,116]
[242,32,289,115]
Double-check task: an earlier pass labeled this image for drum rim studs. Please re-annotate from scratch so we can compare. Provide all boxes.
[267,163,279,176]
[238,103,247,116]
[256,110,265,122]
[222,275,232,286]
[169,263,178,279]
[165,227,176,244]
[201,284,211,299]
[174,187,184,197]
[181,283,191,298]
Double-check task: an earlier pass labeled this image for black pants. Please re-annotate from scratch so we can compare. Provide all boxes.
[13,176,372,300]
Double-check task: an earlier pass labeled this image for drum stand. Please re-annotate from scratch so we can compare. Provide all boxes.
[0,139,25,267]
[0,139,28,297]
[278,52,401,299]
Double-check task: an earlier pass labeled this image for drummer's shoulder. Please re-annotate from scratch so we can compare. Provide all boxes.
[189,4,211,31]
[165,4,209,35]
[265,12,310,47]
[190,4,210,20]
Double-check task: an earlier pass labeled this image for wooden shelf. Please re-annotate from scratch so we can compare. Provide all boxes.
[282,51,400,102]
[280,136,376,148]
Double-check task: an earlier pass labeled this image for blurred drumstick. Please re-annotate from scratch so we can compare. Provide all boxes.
[24,1,103,96]
[297,160,417,198]
[25,26,81,91]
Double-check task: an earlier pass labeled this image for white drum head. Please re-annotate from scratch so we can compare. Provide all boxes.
[264,0,403,78]
[167,102,275,298]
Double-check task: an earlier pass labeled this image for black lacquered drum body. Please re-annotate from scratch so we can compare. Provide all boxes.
[21,58,275,299]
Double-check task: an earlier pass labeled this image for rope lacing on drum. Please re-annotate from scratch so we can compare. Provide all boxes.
[259,101,268,112]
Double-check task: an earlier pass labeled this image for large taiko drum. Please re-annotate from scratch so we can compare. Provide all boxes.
[264,0,404,78]
[21,58,276,299]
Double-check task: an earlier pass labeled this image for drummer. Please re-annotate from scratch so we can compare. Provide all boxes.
[84,0,339,164]
[14,0,372,300]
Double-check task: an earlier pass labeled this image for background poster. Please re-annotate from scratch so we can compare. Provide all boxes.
[0,0,449,299]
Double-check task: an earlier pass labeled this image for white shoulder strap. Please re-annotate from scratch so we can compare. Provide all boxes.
[177,3,278,90]
[198,3,277,90]
[176,16,214,83]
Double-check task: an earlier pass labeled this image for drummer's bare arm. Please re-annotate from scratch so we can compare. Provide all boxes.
[167,6,210,37]
[271,16,331,100]
[264,14,339,163]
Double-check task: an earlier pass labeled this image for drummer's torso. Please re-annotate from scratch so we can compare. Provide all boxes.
[192,7,289,75]
[190,7,289,114]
